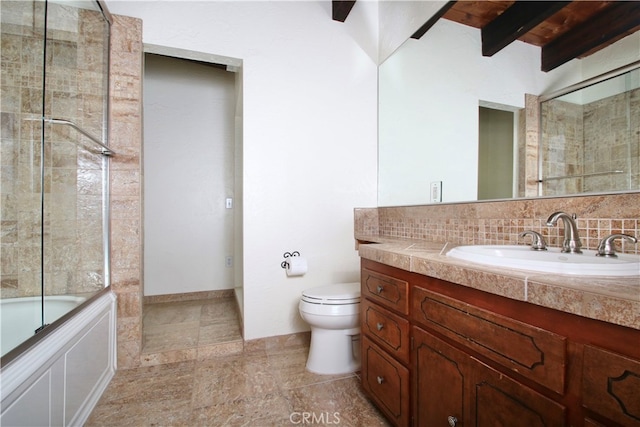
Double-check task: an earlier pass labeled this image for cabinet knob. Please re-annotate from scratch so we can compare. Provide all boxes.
[376,322,384,331]
[376,376,384,384]
[447,416,458,427]
[376,285,384,294]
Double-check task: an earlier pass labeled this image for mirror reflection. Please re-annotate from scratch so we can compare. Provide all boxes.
[378,18,640,207]
[539,65,640,197]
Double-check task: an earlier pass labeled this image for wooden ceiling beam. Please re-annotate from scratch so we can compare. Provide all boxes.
[542,2,640,72]
[411,1,456,39]
[332,0,356,22]
[481,1,570,57]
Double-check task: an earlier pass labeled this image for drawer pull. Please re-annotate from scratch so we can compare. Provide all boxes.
[447,416,458,427]
[376,322,384,331]
[376,376,385,384]
[377,285,384,294]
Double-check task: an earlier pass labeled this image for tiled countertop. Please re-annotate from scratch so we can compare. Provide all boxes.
[356,235,640,331]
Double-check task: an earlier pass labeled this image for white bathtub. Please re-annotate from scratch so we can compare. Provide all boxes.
[1,291,116,426]
[1,295,87,357]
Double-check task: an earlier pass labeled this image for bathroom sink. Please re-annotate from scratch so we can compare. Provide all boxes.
[446,245,640,276]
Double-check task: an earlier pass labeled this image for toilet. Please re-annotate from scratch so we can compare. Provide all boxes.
[298,282,361,375]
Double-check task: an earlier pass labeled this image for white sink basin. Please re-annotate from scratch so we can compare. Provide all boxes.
[446,245,640,277]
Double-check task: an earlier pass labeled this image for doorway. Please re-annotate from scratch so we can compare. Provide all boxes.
[477,106,515,200]
[142,52,243,358]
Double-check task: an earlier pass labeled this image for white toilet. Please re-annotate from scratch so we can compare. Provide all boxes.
[298,282,361,375]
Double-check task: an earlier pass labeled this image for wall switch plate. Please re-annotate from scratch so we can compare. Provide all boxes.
[225,198,233,209]
[430,181,442,203]
[225,256,233,268]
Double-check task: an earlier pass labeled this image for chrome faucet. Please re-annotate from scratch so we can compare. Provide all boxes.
[596,234,637,257]
[546,211,583,254]
[519,231,547,251]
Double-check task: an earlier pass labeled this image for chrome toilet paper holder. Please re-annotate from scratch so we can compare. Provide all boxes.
[281,251,301,269]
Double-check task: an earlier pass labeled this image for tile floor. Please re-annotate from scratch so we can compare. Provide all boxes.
[141,297,243,356]
[86,297,390,426]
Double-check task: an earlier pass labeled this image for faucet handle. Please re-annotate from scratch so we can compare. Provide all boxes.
[519,231,547,251]
[596,234,638,257]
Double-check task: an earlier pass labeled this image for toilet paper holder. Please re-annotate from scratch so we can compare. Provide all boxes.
[281,251,301,269]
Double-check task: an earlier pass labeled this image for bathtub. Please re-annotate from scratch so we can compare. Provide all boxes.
[1,295,87,357]
[1,291,116,426]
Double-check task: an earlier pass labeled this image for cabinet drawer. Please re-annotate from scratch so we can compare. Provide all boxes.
[412,286,566,394]
[361,336,410,427]
[361,268,409,315]
[582,345,640,427]
[362,299,410,364]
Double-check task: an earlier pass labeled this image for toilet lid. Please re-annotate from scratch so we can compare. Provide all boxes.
[301,282,360,305]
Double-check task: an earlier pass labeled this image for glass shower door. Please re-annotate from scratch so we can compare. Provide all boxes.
[42,0,110,322]
[0,0,111,358]
[0,0,48,355]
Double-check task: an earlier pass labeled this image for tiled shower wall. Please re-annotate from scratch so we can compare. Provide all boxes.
[355,192,640,255]
[0,3,107,298]
[583,88,640,192]
[542,88,640,196]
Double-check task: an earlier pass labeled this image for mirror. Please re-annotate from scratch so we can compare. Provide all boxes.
[539,64,640,197]
[378,18,640,206]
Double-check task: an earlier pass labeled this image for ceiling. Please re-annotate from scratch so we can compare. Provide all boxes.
[332,1,640,72]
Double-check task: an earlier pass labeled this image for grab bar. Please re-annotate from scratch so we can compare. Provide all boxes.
[43,118,115,157]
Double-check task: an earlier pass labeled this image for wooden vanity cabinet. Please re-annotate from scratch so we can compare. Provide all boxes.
[360,259,640,427]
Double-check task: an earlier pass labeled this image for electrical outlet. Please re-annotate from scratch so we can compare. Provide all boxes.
[430,181,442,203]
[225,256,233,268]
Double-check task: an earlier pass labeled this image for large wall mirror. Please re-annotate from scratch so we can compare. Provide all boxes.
[378,16,640,207]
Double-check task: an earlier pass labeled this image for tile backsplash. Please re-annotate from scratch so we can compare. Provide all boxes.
[355,193,640,255]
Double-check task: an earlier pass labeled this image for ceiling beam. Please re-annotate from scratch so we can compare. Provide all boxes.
[542,2,640,72]
[411,1,456,39]
[481,1,571,57]
[332,0,356,22]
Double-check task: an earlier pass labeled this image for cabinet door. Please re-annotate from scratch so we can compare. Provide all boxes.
[470,358,566,427]
[582,344,640,427]
[413,326,469,427]
[362,336,410,427]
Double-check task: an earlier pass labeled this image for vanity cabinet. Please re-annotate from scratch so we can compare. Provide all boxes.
[360,258,640,427]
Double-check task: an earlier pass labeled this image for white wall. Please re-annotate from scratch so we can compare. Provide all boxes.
[143,55,236,296]
[106,1,378,339]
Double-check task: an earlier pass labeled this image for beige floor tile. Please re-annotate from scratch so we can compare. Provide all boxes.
[268,346,354,390]
[200,299,239,325]
[191,352,280,409]
[143,302,202,325]
[199,322,242,345]
[189,393,293,427]
[284,377,391,427]
[143,321,201,353]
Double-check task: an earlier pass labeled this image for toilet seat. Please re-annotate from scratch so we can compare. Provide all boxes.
[301,282,360,305]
